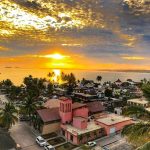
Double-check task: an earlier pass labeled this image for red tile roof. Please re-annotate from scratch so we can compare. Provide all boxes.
[37,108,60,123]
[44,99,60,108]
[72,102,87,110]
[87,101,105,113]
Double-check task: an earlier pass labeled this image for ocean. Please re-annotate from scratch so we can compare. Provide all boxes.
[0,68,150,85]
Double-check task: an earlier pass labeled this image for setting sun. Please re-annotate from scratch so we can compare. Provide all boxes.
[44,53,70,60]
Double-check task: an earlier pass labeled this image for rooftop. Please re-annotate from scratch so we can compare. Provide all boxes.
[44,99,60,109]
[96,114,131,126]
[145,107,150,112]
[128,98,148,105]
[63,121,102,136]
[37,108,60,123]
[73,116,87,121]
[72,102,87,110]
[0,94,8,103]
[86,101,105,113]
[74,92,97,97]
[59,97,71,101]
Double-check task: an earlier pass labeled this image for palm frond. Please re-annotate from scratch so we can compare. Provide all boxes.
[123,106,150,118]
[137,142,150,150]
[122,122,150,146]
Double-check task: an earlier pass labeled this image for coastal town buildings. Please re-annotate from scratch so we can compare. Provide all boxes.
[127,98,149,108]
[95,114,132,135]
[36,97,133,145]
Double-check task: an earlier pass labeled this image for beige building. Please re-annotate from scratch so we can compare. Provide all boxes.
[127,98,149,108]
[36,108,61,135]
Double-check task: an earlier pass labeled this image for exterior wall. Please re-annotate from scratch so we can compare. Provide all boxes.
[96,120,133,135]
[73,117,87,129]
[127,101,149,107]
[61,125,104,145]
[59,98,72,124]
[42,122,61,135]
[73,107,89,118]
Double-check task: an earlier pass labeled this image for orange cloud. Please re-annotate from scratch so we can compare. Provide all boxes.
[0,46,10,51]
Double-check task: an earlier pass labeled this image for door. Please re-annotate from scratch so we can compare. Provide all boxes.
[110,127,116,134]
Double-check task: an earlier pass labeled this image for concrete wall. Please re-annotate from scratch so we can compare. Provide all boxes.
[42,122,61,135]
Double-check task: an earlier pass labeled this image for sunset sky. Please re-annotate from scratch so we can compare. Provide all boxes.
[0,0,150,70]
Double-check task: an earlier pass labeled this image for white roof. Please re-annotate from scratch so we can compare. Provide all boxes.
[97,114,131,126]
[127,98,148,105]
[145,107,150,112]
[0,94,8,104]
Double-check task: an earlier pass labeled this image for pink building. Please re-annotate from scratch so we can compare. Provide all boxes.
[95,114,133,135]
[59,97,72,124]
[59,97,105,145]
[37,97,133,145]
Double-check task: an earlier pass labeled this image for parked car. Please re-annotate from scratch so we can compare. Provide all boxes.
[44,144,55,150]
[87,141,97,147]
[36,136,47,146]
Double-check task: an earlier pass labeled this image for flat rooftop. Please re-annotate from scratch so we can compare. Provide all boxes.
[64,121,102,136]
[74,92,97,97]
[96,114,131,126]
[73,116,87,121]
[145,107,150,112]
[128,98,148,105]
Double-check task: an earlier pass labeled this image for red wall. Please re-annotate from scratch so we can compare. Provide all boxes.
[73,107,89,118]
[96,120,133,135]
[73,117,87,129]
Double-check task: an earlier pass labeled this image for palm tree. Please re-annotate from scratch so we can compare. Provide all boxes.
[86,132,91,142]
[122,83,150,147]
[122,106,150,147]
[78,134,83,144]
[20,95,38,123]
[96,76,102,83]
[123,106,150,119]
[0,103,18,130]
[137,142,150,150]
[122,122,150,147]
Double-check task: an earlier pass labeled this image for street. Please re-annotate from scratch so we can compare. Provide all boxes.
[10,122,43,150]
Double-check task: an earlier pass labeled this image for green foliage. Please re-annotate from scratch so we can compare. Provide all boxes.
[137,142,150,150]
[23,75,47,97]
[0,103,18,130]
[123,106,150,119]
[61,72,76,95]
[122,122,150,147]
[20,95,38,119]
[2,79,13,87]
[104,88,112,97]
[78,134,83,144]
[96,76,102,82]
[142,83,150,101]
[47,83,53,94]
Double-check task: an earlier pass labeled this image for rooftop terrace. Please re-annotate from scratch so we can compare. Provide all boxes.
[96,114,131,126]
[63,121,102,136]
[128,98,148,105]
